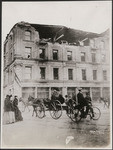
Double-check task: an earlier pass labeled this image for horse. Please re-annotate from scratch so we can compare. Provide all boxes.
[28,95,44,117]
[19,97,31,112]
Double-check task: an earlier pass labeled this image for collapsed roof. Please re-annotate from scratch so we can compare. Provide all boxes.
[30,23,100,43]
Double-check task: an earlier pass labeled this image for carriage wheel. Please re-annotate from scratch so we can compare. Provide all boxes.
[36,103,45,119]
[70,108,82,122]
[49,100,62,119]
[91,107,101,120]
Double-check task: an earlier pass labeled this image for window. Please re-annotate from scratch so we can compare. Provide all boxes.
[22,87,35,99]
[25,67,32,79]
[100,41,105,49]
[53,68,59,80]
[39,48,45,59]
[81,52,85,62]
[53,49,58,60]
[25,31,31,41]
[67,51,72,61]
[103,70,107,80]
[102,54,106,62]
[68,69,73,80]
[40,67,46,79]
[25,47,31,58]
[92,53,96,62]
[82,69,86,80]
[90,39,95,48]
[37,87,49,99]
[93,70,97,80]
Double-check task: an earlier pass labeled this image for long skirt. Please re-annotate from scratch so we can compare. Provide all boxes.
[14,107,23,121]
[3,111,15,125]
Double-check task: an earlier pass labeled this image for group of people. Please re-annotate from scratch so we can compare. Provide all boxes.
[3,95,23,125]
[51,87,94,118]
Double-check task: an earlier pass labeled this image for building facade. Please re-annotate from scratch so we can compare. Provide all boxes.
[3,22,110,101]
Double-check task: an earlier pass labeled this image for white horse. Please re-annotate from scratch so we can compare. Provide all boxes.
[19,97,31,112]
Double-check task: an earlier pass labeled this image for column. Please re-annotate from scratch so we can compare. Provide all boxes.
[100,87,103,98]
[49,87,51,99]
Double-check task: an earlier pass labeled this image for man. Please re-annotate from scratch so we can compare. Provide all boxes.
[76,88,87,117]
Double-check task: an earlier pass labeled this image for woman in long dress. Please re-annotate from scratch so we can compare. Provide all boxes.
[13,96,23,122]
[3,95,15,124]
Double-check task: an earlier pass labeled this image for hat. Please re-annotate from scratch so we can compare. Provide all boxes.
[78,87,82,91]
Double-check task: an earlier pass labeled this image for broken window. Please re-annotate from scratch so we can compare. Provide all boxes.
[25,47,31,58]
[25,30,31,41]
[40,67,46,79]
[53,49,58,60]
[67,51,72,61]
[68,69,73,80]
[39,48,45,59]
[82,69,86,80]
[93,70,97,80]
[53,68,59,80]
[81,52,85,62]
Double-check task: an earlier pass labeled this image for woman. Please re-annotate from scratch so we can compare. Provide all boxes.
[13,96,23,122]
[3,95,15,124]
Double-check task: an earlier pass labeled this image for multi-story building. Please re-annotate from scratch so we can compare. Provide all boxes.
[3,21,110,101]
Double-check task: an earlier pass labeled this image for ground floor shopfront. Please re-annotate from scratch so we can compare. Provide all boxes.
[4,80,110,102]
[21,86,110,102]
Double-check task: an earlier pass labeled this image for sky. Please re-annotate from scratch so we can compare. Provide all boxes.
[2,1,112,43]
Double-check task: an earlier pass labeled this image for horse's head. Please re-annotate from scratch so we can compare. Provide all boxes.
[28,95,34,102]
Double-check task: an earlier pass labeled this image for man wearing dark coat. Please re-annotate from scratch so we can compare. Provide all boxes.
[76,88,87,117]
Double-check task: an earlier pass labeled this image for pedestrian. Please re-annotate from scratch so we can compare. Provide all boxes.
[3,95,15,124]
[13,96,23,122]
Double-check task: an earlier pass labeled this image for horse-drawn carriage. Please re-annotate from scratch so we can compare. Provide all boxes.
[20,93,101,122]
[27,95,64,119]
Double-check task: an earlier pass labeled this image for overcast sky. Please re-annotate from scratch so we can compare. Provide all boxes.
[2,1,112,42]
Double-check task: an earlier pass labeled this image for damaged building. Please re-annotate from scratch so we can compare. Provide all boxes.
[3,21,110,101]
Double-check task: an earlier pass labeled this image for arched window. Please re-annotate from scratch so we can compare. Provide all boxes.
[25,30,31,41]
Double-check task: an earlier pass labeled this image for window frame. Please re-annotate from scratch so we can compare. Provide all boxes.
[68,69,73,80]
[39,48,45,59]
[81,52,85,62]
[53,49,58,60]
[82,69,86,80]
[103,70,107,80]
[25,66,32,79]
[53,68,59,80]
[25,30,31,41]
[25,47,32,58]
[92,53,96,63]
[40,67,46,79]
[67,51,72,61]
[93,70,97,80]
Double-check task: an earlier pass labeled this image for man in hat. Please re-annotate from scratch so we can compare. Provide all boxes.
[76,88,87,117]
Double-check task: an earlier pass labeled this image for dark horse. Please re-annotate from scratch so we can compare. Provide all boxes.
[28,95,44,117]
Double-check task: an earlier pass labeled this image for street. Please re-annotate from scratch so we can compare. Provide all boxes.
[2,102,111,149]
